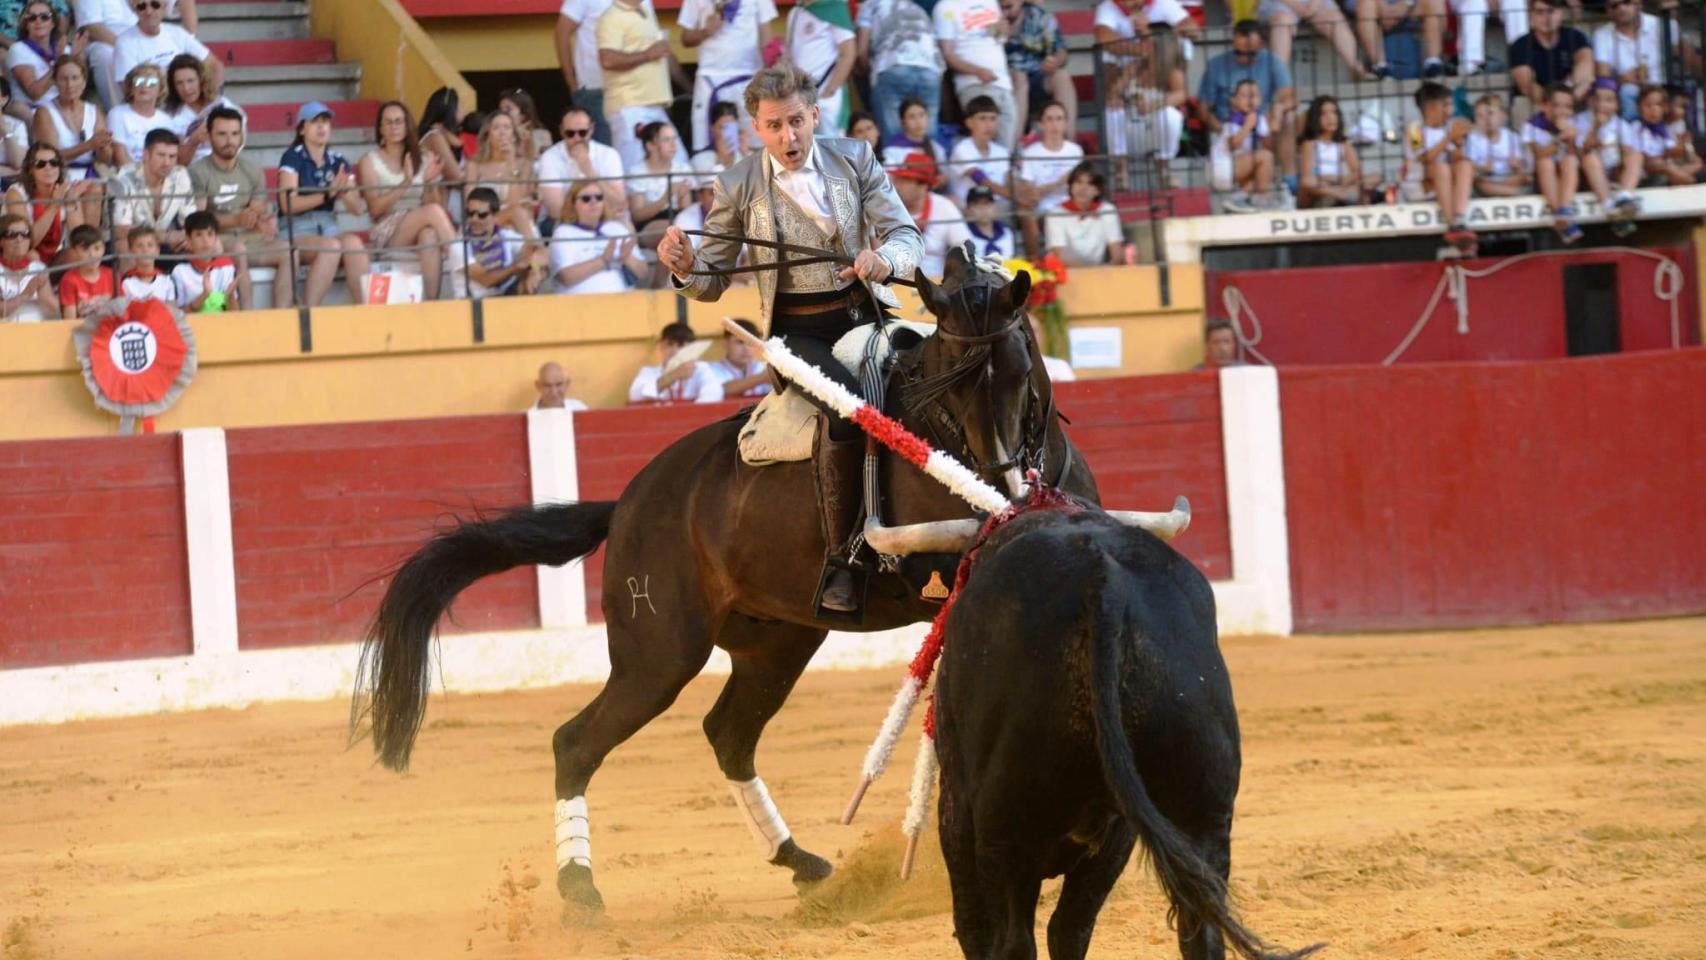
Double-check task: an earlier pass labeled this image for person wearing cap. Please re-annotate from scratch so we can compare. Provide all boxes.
[110,0,220,109]
[963,185,1015,261]
[891,150,969,279]
[277,100,372,306]
[655,61,921,613]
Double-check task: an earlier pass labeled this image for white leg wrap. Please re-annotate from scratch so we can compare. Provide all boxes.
[728,777,790,860]
[554,796,591,870]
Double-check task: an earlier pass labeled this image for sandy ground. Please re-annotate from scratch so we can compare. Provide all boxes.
[2,618,1703,960]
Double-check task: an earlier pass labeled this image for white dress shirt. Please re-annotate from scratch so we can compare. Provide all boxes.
[765,143,836,236]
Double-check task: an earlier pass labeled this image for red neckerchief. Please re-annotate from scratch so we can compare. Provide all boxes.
[189,257,234,271]
[1,256,34,271]
[1061,199,1097,219]
[125,268,161,281]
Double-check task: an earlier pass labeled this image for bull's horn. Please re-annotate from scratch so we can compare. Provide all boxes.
[863,518,982,555]
[1109,496,1191,540]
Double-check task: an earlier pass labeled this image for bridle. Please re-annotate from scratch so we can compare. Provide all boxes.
[680,230,919,288]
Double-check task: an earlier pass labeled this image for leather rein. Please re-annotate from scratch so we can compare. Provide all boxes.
[679,230,919,288]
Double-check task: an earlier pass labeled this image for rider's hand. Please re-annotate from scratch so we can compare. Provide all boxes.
[839,249,892,284]
[658,225,695,277]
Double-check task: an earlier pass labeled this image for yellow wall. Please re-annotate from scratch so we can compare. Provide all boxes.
[0,265,1204,442]
[311,0,477,112]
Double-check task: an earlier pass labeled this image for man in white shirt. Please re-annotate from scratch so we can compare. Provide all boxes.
[628,322,724,404]
[1593,0,1664,118]
[785,2,857,135]
[75,0,196,107]
[557,0,617,143]
[112,128,196,255]
[935,0,1018,149]
[450,187,543,298]
[533,361,592,411]
[891,151,970,279]
[110,0,221,105]
[678,0,776,153]
[537,106,628,224]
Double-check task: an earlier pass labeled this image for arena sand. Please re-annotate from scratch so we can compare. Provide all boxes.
[2,618,1702,960]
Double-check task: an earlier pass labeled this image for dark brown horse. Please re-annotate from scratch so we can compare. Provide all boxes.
[352,246,1175,916]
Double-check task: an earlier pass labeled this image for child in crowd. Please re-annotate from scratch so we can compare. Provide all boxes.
[1297,95,1365,208]
[1465,94,1530,197]
[1631,85,1704,185]
[1523,83,1584,243]
[1405,82,1476,252]
[172,211,240,313]
[1666,84,1694,152]
[963,186,1017,260]
[882,98,942,172]
[120,226,176,302]
[1577,79,1642,236]
[946,96,1016,206]
[58,224,116,319]
[1216,79,1276,212]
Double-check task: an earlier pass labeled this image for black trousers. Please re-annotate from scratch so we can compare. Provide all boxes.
[777,331,864,441]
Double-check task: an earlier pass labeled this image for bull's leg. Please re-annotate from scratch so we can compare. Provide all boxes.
[1174,816,1234,960]
[1046,820,1138,960]
[977,841,1045,960]
[938,772,994,959]
[552,613,714,921]
[701,619,834,887]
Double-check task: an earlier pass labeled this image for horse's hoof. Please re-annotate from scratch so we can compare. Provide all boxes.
[557,863,606,925]
[772,837,834,887]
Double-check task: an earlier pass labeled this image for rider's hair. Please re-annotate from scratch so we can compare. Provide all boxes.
[660,322,697,346]
[744,61,817,118]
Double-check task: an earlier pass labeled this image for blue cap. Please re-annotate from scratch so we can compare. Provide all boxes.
[298,100,334,123]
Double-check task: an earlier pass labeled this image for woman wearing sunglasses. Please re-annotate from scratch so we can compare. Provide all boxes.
[549,178,644,295]
[67,0,199,109]
[6,0,82,121]
[107,62,172,167]
[0,211,57,321]
[2,141,79,265]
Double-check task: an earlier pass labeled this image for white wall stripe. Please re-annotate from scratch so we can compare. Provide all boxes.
[179,428,240,657]
[1216,365,1294,635]
[526,408,587,629]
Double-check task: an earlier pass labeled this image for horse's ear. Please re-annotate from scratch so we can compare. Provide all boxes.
[1007,270,1032,310]
[916,269,951,319]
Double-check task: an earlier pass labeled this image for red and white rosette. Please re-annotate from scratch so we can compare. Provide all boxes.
[73,298,198,433]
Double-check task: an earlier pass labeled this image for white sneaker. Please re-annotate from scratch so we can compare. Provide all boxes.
[1222,192,1256,213]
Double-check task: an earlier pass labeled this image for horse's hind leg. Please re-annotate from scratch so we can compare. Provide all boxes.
[702,618,834,887]
[552,613,713,917]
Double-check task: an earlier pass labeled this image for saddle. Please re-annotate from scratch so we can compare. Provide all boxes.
[737,320,936,466]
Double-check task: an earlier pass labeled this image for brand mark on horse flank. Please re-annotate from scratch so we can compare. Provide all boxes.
[627,575,658,617]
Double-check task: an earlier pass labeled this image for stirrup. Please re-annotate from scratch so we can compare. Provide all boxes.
[812,555,867,623]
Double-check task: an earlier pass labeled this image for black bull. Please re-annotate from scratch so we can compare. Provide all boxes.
[935,504,1322,960]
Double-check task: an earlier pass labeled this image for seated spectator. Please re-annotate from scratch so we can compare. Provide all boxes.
[31,59,106,224]
[112,128,192,255]
[936,0,1016,149]
[1594,0,1663,119]
[1630,83,1703,184]
[1297,95,1367,207]
[964,185,1015,260]
[1214,79,1278,212]
[550,178,644,294]
[1251,0,1363,79]
[946,95,1014,205]
[190,105,291,308]
[465,111,540,239]
[1510,0,1593,110]
[1667,84,1694,150]
[163,52,239,165]
[359,100,457,301]
[1523,82,1583,243]
[1001,0,1074,138]
[1197,21,1296,175]
[1099,25,1186,168]
[881,97,942,171]
[110,0,221,106]
[628,321,722,404]
[70,0,196,108]
[1577,80,1641,235]
[449,186,543,299]
[417,87,466,184]
[277,101,371,306]
[1043,160,1123,266]
[533,360,589,411]
[857,0,942,146]
[497,87,551,159]
[1453,0,1527,77]
[1357,0,1447,80]
[57,222,114,319]
[0,211,53,319]
[118,223,174,300]
[0,77,25,180]
[1193,319,1245,370]
[1465,93,1531,196]
[538,105,626,231]
[891,151,969,279]
[1028,313,1074,381]
[172,209,239,312]
[3,141,78,265]
[625,120,692,253]
[6,1,76,121]
[1018,100,1082,255]
[784,0,856,136]
[689,101,745,176]
[706,319,771,400]
[107,62,172,168]
[1404,81,1476,253]
[847,110,881,155]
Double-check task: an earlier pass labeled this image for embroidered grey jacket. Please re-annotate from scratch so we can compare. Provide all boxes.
[671,137,924,334]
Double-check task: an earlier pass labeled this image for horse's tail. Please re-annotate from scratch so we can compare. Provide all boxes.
[1086,563,1322,960]
[351,501,617,771]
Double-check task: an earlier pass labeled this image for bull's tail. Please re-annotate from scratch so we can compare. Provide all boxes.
[1087,573,1322,960]
[351,501,618,771]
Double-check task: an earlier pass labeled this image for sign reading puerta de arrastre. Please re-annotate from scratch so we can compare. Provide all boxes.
[72,298,198,434]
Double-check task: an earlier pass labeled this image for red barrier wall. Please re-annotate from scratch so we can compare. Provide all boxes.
[226,416,538,650]
[1208,250,1698,366]
[1283,349,1706,632]
[0,435,192,668]
[571,379,1233,621]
